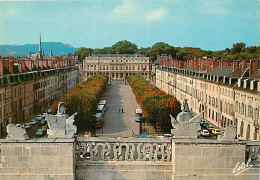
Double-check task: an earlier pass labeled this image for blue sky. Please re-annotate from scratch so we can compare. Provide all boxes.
[0,0,259,50]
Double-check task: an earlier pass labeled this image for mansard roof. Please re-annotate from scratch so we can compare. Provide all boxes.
[207,66,233,77]
[89,54,146,58]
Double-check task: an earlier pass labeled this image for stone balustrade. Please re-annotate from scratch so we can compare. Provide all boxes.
[245,141,260,167]
[76,137,172,162]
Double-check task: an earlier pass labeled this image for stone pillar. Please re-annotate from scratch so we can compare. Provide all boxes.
[0,139,76,180]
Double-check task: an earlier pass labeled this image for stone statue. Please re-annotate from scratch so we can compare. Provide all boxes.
[57,102,66,115]
[6,124,29,140]
[66,112,77,136]
[217,125,238,142]
[181,99,190,112]
[170,114,178,129]
[45,102,77,138]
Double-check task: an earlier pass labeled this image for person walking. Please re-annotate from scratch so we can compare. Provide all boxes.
[119,108,120,113]
[121,108,124,113]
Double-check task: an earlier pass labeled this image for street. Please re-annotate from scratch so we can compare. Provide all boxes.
[96,80,140,137]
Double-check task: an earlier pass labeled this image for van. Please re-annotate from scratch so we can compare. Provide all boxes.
[134,109,143,122]
[99,100,107,111]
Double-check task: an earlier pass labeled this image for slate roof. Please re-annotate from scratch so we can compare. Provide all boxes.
[207,66,233,77]
[90,54,146,58]
[229,68,244,78]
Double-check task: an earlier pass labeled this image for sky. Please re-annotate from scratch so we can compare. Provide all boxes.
[0,0,259,51]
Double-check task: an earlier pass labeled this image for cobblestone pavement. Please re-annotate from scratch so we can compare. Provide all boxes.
[96,80,140,137]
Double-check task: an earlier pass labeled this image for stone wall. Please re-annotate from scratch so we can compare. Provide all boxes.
[76,161,172,180]
[0,139,75,180]
[172,139,259,180]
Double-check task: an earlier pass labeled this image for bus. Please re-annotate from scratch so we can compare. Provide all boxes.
[134,109,143,122]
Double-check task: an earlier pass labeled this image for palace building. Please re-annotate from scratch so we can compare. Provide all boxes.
[83,54,150,80]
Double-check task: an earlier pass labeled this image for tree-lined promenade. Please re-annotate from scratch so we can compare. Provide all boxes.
[52,74,108,131]
[128,74,181,132]
[76,40,260,62]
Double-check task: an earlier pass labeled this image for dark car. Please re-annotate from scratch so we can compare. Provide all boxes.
[200,122,210,128]
[36,129,45,137]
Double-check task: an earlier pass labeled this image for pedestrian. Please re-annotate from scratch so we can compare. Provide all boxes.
[119,108,120,113]
[121,108,124,113]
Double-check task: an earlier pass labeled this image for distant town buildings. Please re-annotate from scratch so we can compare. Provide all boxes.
[156,55,260,141]
[83,54,150,80]
[0,36,81,136]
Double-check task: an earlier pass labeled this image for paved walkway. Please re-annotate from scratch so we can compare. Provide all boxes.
[96,80,140,137]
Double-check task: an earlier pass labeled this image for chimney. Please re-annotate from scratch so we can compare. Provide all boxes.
[0,59,3,76]
[179,61,184,69]
[18,61,23,73]
[233,60,239,71]
[212,58,218,70]
[25,60,32,71]
[242,60,247,72]
[250,59,259,76]
[221,59,228,68]
[206,59,212,71]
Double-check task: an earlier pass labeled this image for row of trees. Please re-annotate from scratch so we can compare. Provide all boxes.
[51,74,108,131]
[76,41,260,62]
[127,74,181,132]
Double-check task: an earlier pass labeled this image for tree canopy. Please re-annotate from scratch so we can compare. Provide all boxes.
[75,41,260,62]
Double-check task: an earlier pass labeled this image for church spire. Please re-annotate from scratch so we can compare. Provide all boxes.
[39,33,43,59]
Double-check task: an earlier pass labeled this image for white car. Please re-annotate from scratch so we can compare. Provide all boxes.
[30,119,37,125]
[16,124,24,128]
[201,129,210,136]
[24,123,32,129]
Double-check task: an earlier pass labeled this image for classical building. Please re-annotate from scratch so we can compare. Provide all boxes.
[83,54,150,80]
[156,55,260,141]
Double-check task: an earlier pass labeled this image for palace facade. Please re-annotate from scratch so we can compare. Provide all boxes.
[83,54,150,80]
[156,55,260,141]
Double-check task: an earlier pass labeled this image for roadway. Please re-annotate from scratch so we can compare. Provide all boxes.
[96,80,140,137]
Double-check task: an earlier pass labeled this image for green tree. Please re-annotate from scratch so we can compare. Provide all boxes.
[148,42,177,61]
[111,40,138,54]
[176,49,188,60]
[75,47,93,60]
[231,42,246,54]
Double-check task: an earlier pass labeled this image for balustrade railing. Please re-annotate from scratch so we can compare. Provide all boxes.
[76,137,172,162]
[246,142,260,167]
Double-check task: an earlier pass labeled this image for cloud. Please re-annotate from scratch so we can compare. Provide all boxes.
[109,0,168,23]
[145,8,168,21]
[198,0,231,16]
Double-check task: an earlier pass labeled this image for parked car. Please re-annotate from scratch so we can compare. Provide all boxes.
[30,119,37,125]
[36,129,45,137]
[16,124,24,128]
[42,126,48,132]
[36,114,44,120]
[201,129,210,136]
[164,134,172,138]
[40,119,47,126]
[200,122,210,128]
[206,125,215,131]
[211,129,222,135]
[47,108,52,114]
[24,123,32,129]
